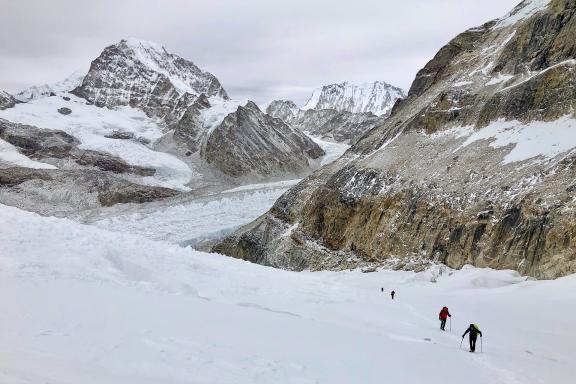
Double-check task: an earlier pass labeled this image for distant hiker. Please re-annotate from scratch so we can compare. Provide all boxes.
[439,307,451,331]
[381,288,384,293]
[462,324,482,352]
[391,290,395,300]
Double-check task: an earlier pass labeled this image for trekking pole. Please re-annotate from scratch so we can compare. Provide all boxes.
[481,336,483,353]
[449,317,452,332]
[459,337,463,350]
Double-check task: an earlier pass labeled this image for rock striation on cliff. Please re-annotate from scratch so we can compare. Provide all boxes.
[215,0,576,279]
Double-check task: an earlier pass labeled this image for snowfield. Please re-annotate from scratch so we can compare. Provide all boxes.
[458,115,576,164]
[0,203,574,384]
[0,94,195,190]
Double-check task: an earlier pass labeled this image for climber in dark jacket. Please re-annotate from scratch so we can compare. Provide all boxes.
[462,324,482,352]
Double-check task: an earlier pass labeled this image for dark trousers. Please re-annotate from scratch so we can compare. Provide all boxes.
[469,335,478,352]
[440,318,447,330]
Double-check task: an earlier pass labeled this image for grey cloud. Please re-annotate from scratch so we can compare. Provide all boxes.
[1,0,521,104]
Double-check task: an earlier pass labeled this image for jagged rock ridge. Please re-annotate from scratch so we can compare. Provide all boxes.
[214,0,576,279]
[202,101,324,180]
[267,100,384,144]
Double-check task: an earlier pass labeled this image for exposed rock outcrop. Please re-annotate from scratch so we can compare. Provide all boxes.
[57,107,72,115]
[0,90,17,110]
[172,94,212,153]
[215,0,576,279]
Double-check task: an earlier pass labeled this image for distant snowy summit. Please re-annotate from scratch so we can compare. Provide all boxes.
[302,81,405,116]
[265,80,405,144]
[16,71,85,102]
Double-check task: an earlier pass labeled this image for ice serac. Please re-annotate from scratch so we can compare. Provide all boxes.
[302,81,405,116]
[267,100,385,144]
[214,0,576,279]
[202,101,325,180]
[0,90,17,110]
[72,38,228,123]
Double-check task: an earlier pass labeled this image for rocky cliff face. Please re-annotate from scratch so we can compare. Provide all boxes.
[302,81,405,116]
[72,38,228,123]
[202,101,325,180]
[266,100,384,144]
[0,90,16,110]
[215,0,576,279]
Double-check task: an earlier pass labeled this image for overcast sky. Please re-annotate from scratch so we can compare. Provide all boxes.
[1,0,520,105]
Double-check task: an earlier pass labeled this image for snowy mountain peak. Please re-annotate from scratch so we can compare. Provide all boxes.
[16,71,85,102]
[123,37,167,54]
[72,39,228,122]
[117,38,229,99]
[115,38,228,98]
[302,81,405,116]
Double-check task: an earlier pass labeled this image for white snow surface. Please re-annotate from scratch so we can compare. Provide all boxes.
[0,138,57,169]
[0,203,574,384]
[486,73,515,86]
[15,71,85,101]
[459,115,576,164]
[495,0,551,28]
[200,99,247,134]
[0,94,194,190]
[302,81,405,116]
[309,135,351,165]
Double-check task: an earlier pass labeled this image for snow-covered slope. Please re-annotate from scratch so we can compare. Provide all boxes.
[73,38,228,123]
[0,202,574,383]
[302,81,405,116]
[0,136,57,169]
[495,0,551,28]
[15,71,85,101]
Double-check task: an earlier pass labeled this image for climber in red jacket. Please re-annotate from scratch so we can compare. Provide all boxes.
[439,306,451,331]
